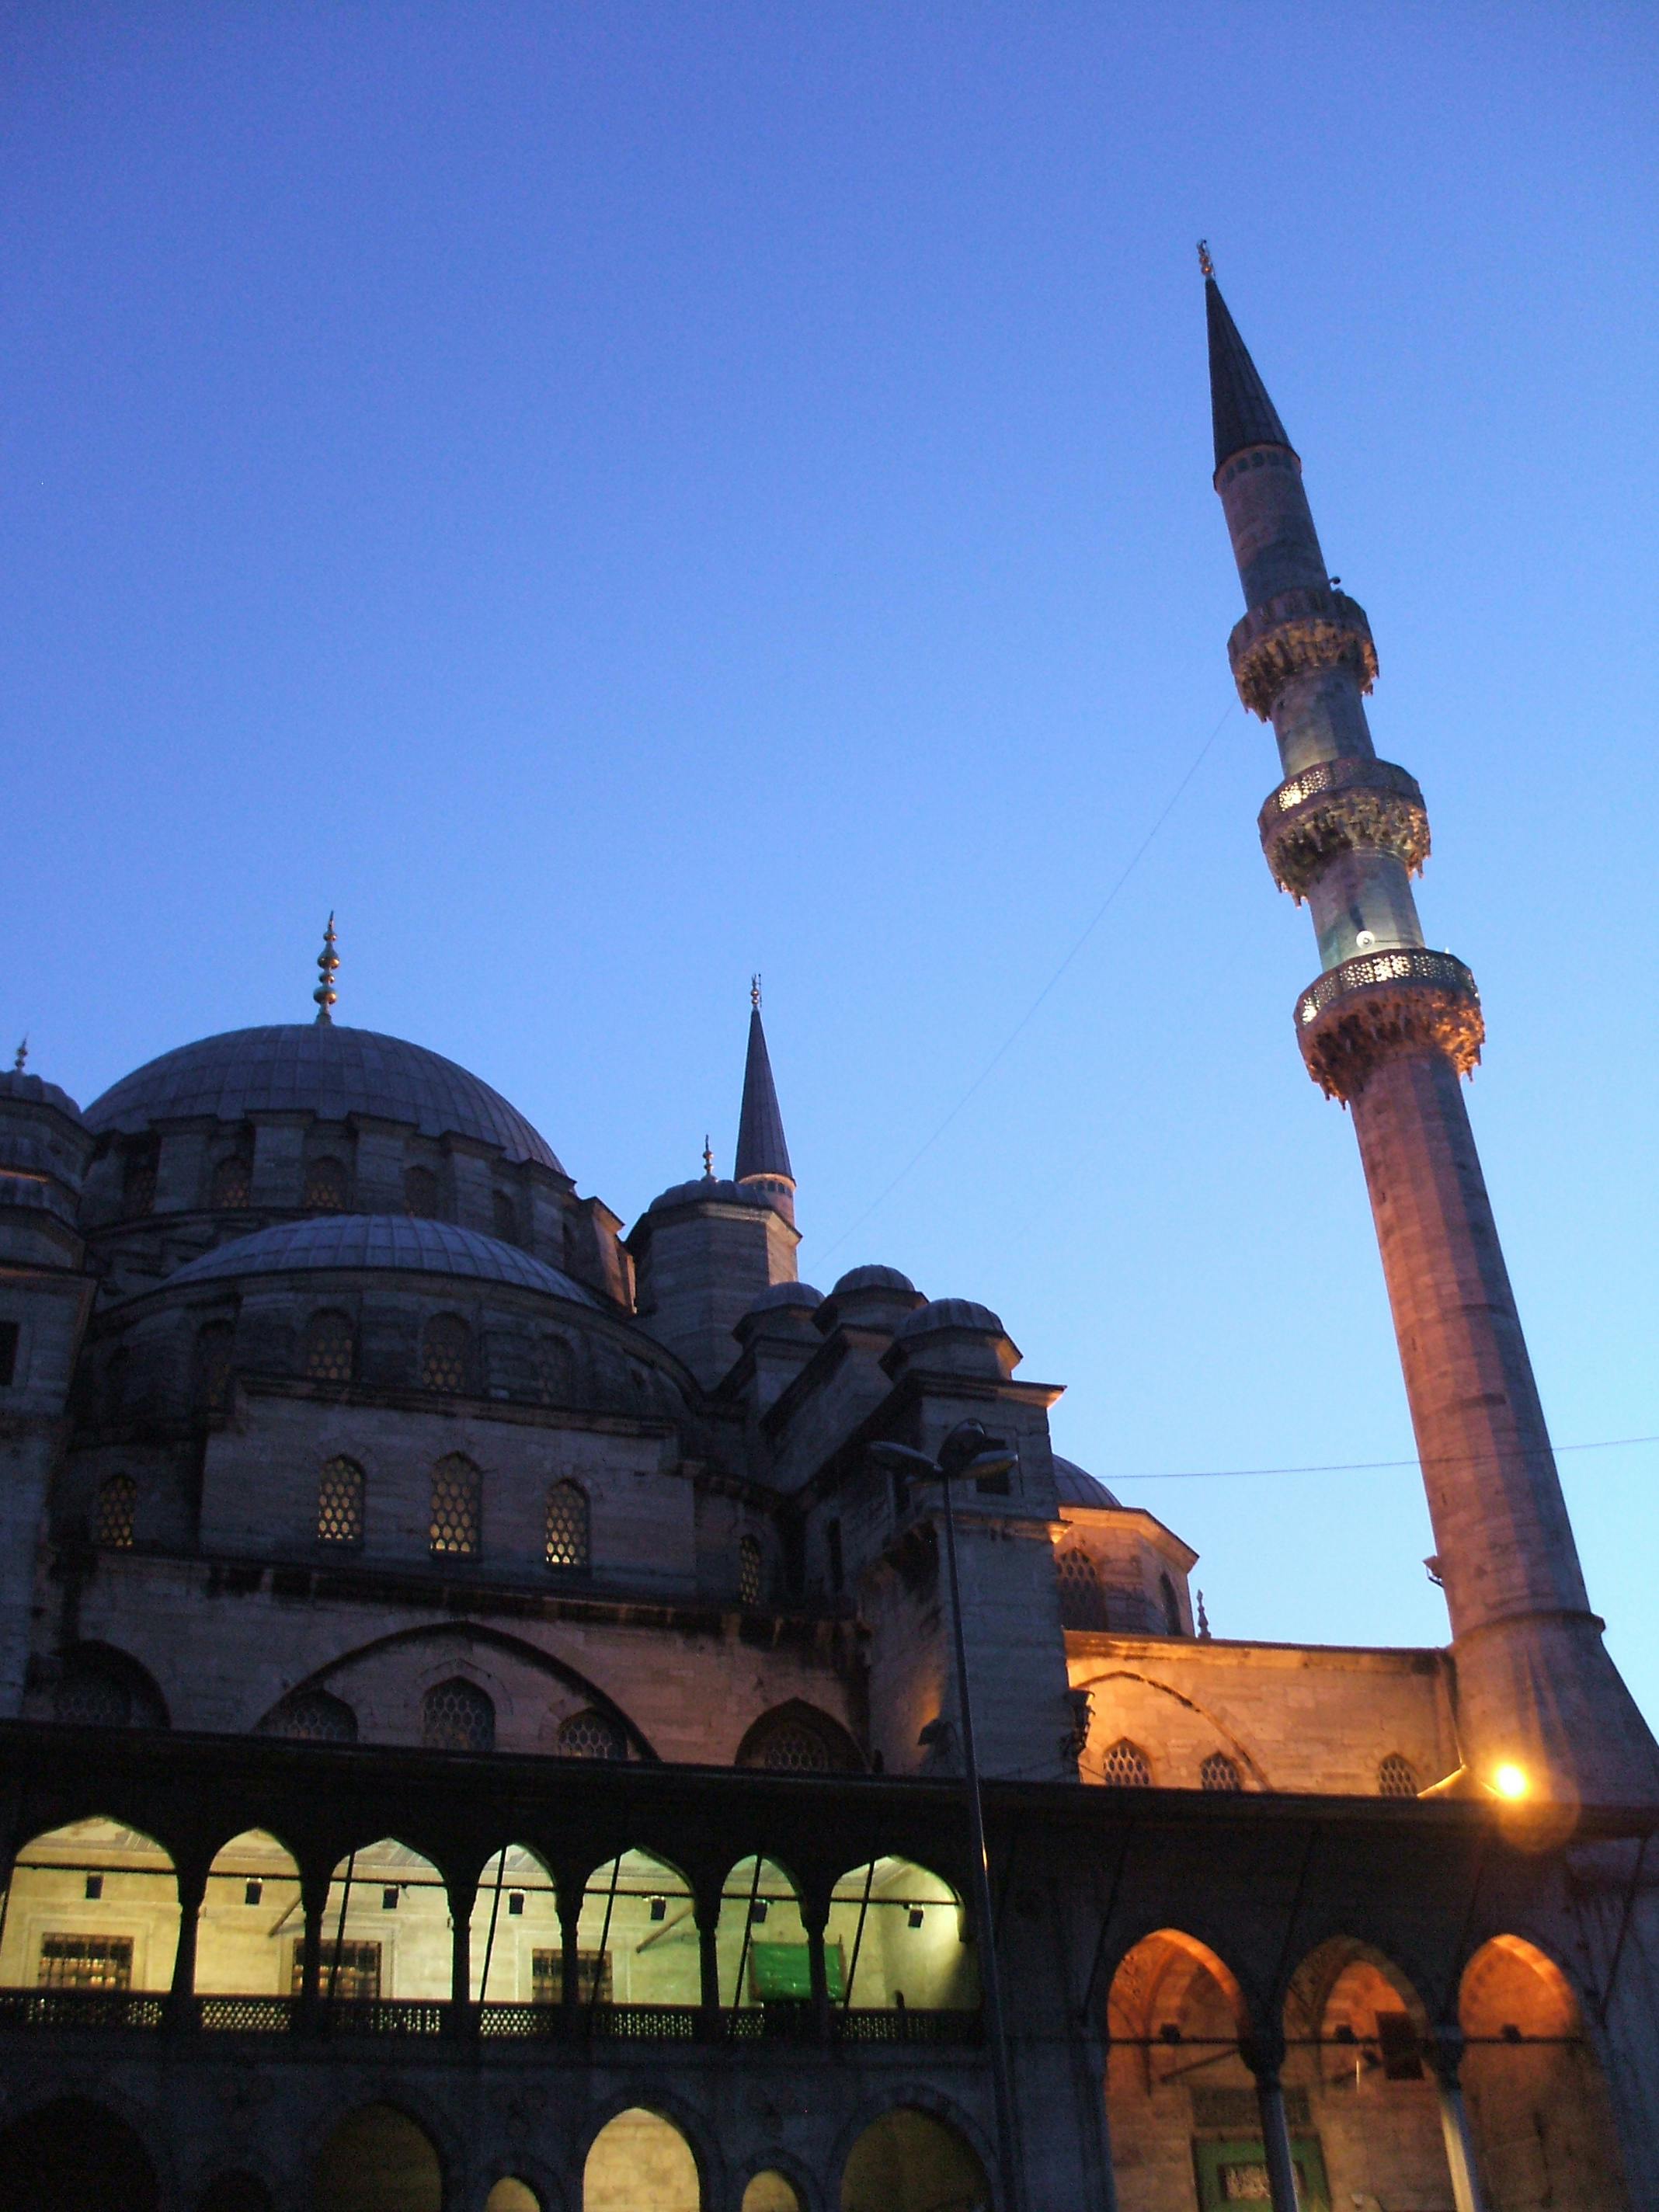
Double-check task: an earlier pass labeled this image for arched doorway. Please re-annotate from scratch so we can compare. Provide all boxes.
[1459,1934,1629,2209]
[1278,1936,1438,2211]
[840,2108,990,2212]
[0,2096,159,2212]
[483,2185,540,2212]
[742,2175,802,2212]
[584,2109,699,2211]
[1104,1928,1259,2211]
[315,2105,442,2212]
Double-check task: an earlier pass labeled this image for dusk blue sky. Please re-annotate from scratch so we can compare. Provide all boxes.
[6,6,1657,1715]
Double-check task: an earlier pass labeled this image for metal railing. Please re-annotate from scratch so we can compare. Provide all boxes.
[0,1989,166,2030]
[1296,948,1476,1028]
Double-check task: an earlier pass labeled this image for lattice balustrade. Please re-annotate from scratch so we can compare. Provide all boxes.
[315,1457,365,1547]
[199,1995,297,2033]
[429,1455,481,1556]
[1294,948,1483,1101]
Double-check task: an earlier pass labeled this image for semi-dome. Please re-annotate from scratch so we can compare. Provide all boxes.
[1052,1456,1122,1511]
[84,1024,562,1173]
[163,1214,599,1304]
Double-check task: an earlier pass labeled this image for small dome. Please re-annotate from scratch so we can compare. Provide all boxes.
[643,1177,785,1219]
[0,1069,83,1122]
[84,1024,562,1172]
[746,1282,823,1314]
[831,1264,916,1298]
[896,1297,1007,1340]
[1052,1456,1122,1511]
[163,1214,600,1304]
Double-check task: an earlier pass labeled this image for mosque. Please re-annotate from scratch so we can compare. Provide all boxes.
[1,263,1657,2212]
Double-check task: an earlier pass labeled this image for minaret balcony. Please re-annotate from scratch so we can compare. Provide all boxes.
[1294,948,1483,1101]
[1258,757,1429,902]
[1228,585,1378,718]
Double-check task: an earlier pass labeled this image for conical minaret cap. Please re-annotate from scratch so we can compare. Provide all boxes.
[735,979,793,1187]
[1205,267,1295,472]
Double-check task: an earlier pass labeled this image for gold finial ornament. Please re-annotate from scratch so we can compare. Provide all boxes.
[12,1037,26,1073]
[750,973,761,1011]
[313,913,340,1025]
[701,1135,715,1181]
[1197,238,1214,280]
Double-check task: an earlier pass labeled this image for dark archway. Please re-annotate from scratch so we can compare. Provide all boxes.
[197,2177,273,2212]
[0,2097,159,2212]
[840,2107,990,2212]
[315,2104,442,2212]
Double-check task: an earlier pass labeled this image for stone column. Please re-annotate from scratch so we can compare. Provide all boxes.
[558,1894,584,2043]
[696,1902,722,2042]
[1240,2036,1299,2212]
[166,1861,209,2030]
[1425,2031,1489,2212]
[297,1866,328,2029]
[447,1874,478,2035]
[804,1903,832,2045]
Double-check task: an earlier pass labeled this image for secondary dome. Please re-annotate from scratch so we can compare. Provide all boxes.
[1052,1456,1122,1511]
[163,1214,599,1303]
[84,1024,562,1172]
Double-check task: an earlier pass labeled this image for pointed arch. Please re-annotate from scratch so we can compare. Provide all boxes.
[585,2107,701,2212]
[0,2097,159,2212]
[315,2103,442,2212]
[736,1700,861,1773]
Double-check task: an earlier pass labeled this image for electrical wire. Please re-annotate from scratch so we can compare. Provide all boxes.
[819,697,1240,1261]
[1102,1431,1659,1485]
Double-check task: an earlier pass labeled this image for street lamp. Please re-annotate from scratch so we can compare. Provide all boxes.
[868,1420,1025,2212]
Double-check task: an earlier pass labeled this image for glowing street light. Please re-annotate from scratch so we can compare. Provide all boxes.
[1492,1762,1529,1801]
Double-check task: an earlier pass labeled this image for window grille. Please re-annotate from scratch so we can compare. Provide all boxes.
[429,1454,481,1556]
[738,1535,763,1605]
[1101,1738,1152,1787]
[534,1337,572,1405]
[193,1321,235,1414]
[1378,1752,1418,1799]
[37,1935,134,1992]
[294,1939,381,2002]
[532,1949,610,2003]
[123,1145,158,1217]
[304,1155,350,1210]
[303,1309,355,1383]
[316,1457,365,1546]
[423,1677,495,1752]
[556,1709,626,1760]
[421,1315,470,1393]
[94,1473,137,1549]
[746,1718,833,1773]
[1200,1751,1242,1793]
[544,1480,590,1570]
[403,1164,440,1217]
[210,1155,252,1209]
[492,1190,518,1243]
[1056,1546,1109,1631]
[259,1689,357,1743]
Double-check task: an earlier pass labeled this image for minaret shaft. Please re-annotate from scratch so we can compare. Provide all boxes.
[1206,268,1657,1803]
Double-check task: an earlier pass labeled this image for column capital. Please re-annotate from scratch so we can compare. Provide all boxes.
[1421,2023,1468,2085]
[1237,2028,1287,2082]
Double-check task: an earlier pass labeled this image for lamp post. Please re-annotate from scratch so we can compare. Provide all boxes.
[868,1421,1025,2212]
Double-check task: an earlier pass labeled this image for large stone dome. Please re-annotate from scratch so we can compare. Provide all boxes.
[83,1024,562,1172]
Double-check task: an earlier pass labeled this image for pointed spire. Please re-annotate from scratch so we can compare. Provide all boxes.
[12,1037,26,1073]
[1202,245,1294,472]
[734,979,793,1193]
[701,1134,715,1181]
[313,913,340,1025]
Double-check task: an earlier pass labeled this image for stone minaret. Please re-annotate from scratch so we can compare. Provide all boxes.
[734,976,795,1225]
[1203,254,1658,1807]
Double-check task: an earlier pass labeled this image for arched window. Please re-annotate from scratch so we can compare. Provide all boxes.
[304,1155,350,1210]
[1159,1571,1184,1635]
[193,1320,235,1414]
[94,1473,137,1549]
[1056,1544,1109,1631]
[534,1336,573,1405]
[258,1689,357,1743]
[544,1480,590,1570]
[210,1155,252,1209]
[403,1163,440,1218]
[1101,1738,1152,1787]
[1200,1751,1242,1793]
[738,1534,763,1605]
[52,1645,169,1729]
[492,1190,518,1243]
[430,1453,481,1557]
[736,1702,861,1772]
[316,1457,365,1547]
[423,1678,495,1752]
[1378,1752,1418,1798]
[123,1141,158,1217]
[303,1309,355,1383]
[421,1313,470,1393]
[556,1708,626,1759]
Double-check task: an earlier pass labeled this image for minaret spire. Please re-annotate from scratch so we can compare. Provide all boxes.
[734,976,795,1224]
[313,914,339,1026]
[1205,261,1659,1807]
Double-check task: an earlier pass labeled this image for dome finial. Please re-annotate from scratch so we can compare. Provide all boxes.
[750,972,761,1011]
[1197,238,1214,280]
[701,1133,715,1180]
[313,913,340,1025]
[12,1036,26,1073]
